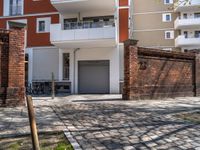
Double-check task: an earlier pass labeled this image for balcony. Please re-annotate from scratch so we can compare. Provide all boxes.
[175,35,200,47]
[175,17,200,29]
[175,0,200,12]
[50,0,115,14]
[50,21,116,48]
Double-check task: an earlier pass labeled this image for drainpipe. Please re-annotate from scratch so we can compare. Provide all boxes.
[73,48,80,94]
[78,12,81,22]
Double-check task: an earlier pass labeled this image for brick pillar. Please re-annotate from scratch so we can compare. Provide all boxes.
[195,53,200,96]
[6,27,25,106]
[123,39,139,100]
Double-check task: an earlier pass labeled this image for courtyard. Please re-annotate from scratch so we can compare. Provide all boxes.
[0,95,200,150]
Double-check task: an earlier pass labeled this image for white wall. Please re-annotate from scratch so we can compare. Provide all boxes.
[75,47,120,94]
[28,46,120,94]
[32,48,59,81]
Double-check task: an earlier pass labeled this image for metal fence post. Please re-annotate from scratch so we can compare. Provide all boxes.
[52,72,55,99]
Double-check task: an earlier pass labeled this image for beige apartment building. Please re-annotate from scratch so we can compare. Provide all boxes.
[131,0,200,51]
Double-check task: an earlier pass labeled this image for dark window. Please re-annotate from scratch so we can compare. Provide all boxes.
[63,53,70,80]
[184,31,188,38]
[183,13,188,19]
[166,14,171,21]
[166,32,171,39]
[195,31,200,38]
[83,16,114,22]
[165,0,170,4]
[38,21,45,32]
[63,18,77,30]
[194,13,200,18]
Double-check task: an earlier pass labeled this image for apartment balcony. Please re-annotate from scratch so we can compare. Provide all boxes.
[175,35,200,47]
[175,0,200,12]
[50,21,116,48]
[175,17,200,29]
[50,0,115,14]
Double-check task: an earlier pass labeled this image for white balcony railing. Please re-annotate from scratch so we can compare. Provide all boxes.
[175,17,200,29]
[175,35,200,47]
[50,22,116,48]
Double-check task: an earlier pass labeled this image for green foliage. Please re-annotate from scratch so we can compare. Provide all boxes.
[3,133,74,150]
[155,0,191,5]
[55,142,74,150]
[9,141,22,150]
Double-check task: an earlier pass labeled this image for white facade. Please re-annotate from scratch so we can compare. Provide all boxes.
[175,1,200,50]
[26,0,122,94]
[27,46,120,94]
[75,47,120,93]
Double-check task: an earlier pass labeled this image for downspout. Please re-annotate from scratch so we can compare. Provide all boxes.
[73,48,80,94]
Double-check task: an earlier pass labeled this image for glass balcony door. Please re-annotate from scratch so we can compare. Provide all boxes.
[9,0,23,16]
[195,31,200,38]
[63,16,115,30]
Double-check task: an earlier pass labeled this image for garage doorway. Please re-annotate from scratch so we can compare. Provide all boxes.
[78,60,110,94]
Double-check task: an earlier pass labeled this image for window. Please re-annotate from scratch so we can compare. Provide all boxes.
[165,31,174,39]
[63,18,77,30]
[164,0,173,4]
[195,31,200,38]
[38,21,45,32]
[184,31,188,38]
[183,13,188,19]
[194,13,200,18]
[63,53,70,80]
[37,17,51,33]
[4,0,23,16]
[162,13,172,22]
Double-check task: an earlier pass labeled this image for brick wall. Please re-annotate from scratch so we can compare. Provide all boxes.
[0,28,25,106]
[123,39,200,100]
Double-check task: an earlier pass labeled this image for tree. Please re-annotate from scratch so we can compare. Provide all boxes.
[174,0,192,8]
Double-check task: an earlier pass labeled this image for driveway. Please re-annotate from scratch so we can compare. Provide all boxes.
[0,95,200,150]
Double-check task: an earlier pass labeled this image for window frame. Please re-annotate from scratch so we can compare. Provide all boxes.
[164,0,173,4]
[165,31,174,39]
[162,13,172,22]
[4,0,24,16]
[63,53,70,80]
[36,17,51,33]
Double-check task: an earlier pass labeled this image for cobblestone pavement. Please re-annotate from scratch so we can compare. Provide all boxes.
[0,106,65,137]
[0,95,200,150]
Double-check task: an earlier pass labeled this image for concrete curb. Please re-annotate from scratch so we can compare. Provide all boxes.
[64,130,83,150]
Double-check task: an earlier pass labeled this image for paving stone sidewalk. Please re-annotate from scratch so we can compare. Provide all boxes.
[0,95,200,150]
